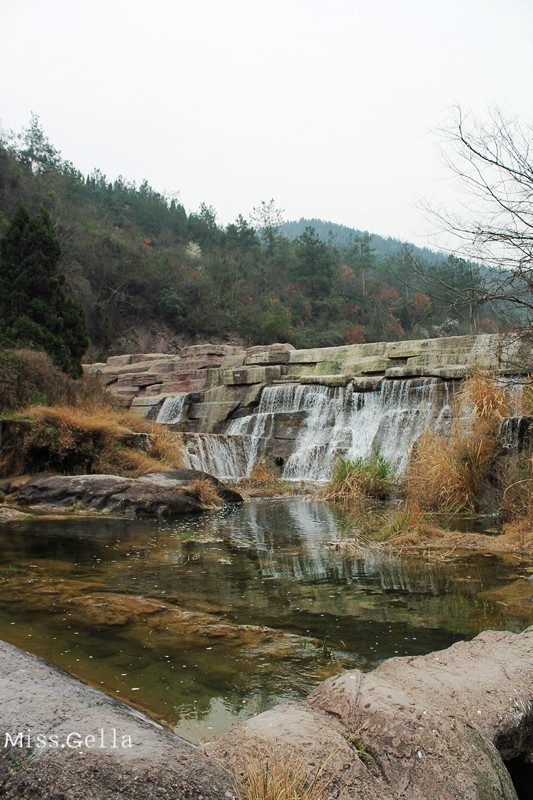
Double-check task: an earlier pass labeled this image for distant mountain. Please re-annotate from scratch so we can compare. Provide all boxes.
[280,218,446,265]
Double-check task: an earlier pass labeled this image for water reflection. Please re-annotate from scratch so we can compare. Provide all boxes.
[0,498,530,743]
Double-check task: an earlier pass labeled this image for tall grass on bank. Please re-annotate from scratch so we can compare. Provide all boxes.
[0,349,108,412]
[321,451,394,506]
[499,451,533,523]
[0,404,184,478]
[404,372,510,514]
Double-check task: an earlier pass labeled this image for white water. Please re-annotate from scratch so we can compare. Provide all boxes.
[225,379,451,481]
[168,379,454,481]
[182,433,249,479]
[156,395,187,424]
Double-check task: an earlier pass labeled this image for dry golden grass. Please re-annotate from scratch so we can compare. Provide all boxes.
[0,404,185,478]
[517,379,533,415]
[240,464,294,497]
[187,478,223,506]
[404,423,499,513]
[375,501,426,542]
[502,518,533,558]
[404,371,511,514]
[230,741,334,800]
[460,370,510,420]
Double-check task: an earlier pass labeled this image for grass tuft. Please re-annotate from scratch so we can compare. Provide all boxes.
[230,740,334,800]
[187,478,223,506]
[321,451,394,506]
[403,372,508,514]
[240,464,295,497]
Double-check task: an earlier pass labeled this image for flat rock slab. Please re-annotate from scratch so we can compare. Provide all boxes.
[9,471,243,517]
[0,640,233,800]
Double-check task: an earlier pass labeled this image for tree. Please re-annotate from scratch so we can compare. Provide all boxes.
[0,204,88,377]
[292,226,339,302]
[15,113,63,174]
[250,199,284,257]
[423,107,532,328]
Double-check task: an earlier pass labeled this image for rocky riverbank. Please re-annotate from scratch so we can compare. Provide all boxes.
[0,470,243,518]
[0,627,532,799]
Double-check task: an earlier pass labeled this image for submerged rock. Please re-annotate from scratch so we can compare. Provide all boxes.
[8,470,243,517]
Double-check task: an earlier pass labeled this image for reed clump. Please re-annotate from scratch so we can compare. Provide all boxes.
[187,478,223,506]
[0,404,184,478]
[240,463,294,497]
[321,451,394,506]
[404,372,508,514]
[0,348,112,413]
[499,451,533,523]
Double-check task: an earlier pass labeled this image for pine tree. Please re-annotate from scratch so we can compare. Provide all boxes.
[0,204,88,377]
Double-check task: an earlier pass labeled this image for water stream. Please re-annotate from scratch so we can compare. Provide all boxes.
[187,379,453,479]
[0,498,530,743]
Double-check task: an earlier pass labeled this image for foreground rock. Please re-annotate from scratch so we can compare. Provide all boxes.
[0,640,233,800]
[1,629,532,799]
[6,470,243,517]
[209,626,533,800]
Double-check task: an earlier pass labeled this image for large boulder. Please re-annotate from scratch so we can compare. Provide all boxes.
[209,626,533,800]
[0,640,233,800]
[8,470,243,516]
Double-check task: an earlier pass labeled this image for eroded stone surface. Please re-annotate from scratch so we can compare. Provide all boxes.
[0,640,234,800]
[209,626,533,800]
[9,471,243,516]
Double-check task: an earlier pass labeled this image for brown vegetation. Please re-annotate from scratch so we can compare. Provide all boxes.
[336,373,532,559]
[227,740,334,800]
[187,478,223,506]
[0,404,184,479]
[240,464,296,497]
[404,373,508,513]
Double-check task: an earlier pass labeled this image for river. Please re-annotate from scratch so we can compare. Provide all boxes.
[0,498,530,743]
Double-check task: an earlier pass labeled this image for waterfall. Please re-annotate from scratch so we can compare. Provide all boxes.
[283,378,450,480]
[500,416,532,451]
[227,384,304,474]
[220,379,451,481]
[182,433,249,479]
[156,394,187,424]
[166,378,453,481]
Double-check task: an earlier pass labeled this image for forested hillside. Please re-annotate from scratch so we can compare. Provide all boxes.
[280,219,445,264]
[0,117,504,359]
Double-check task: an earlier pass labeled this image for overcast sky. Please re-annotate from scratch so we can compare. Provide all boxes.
[1,0,532,246]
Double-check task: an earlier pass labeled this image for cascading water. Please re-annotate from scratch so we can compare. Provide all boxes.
[227,384,310,474]
[226,379,452,481]
[156,395,187,424]
[182,433,249,479]
[161,378,454,481]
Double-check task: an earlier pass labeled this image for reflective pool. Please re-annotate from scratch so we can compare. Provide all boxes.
[0,498,531,742]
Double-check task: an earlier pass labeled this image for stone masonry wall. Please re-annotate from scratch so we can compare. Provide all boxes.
[85,334,532,435]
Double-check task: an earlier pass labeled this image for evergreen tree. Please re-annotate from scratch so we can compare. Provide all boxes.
[0,204,88,377]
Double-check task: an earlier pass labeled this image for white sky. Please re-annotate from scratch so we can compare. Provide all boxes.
[1,0,532,247]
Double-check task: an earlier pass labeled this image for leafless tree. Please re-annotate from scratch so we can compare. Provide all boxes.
[423,107,532,324]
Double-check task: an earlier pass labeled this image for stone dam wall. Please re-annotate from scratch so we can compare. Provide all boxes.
[86,334,532,479]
